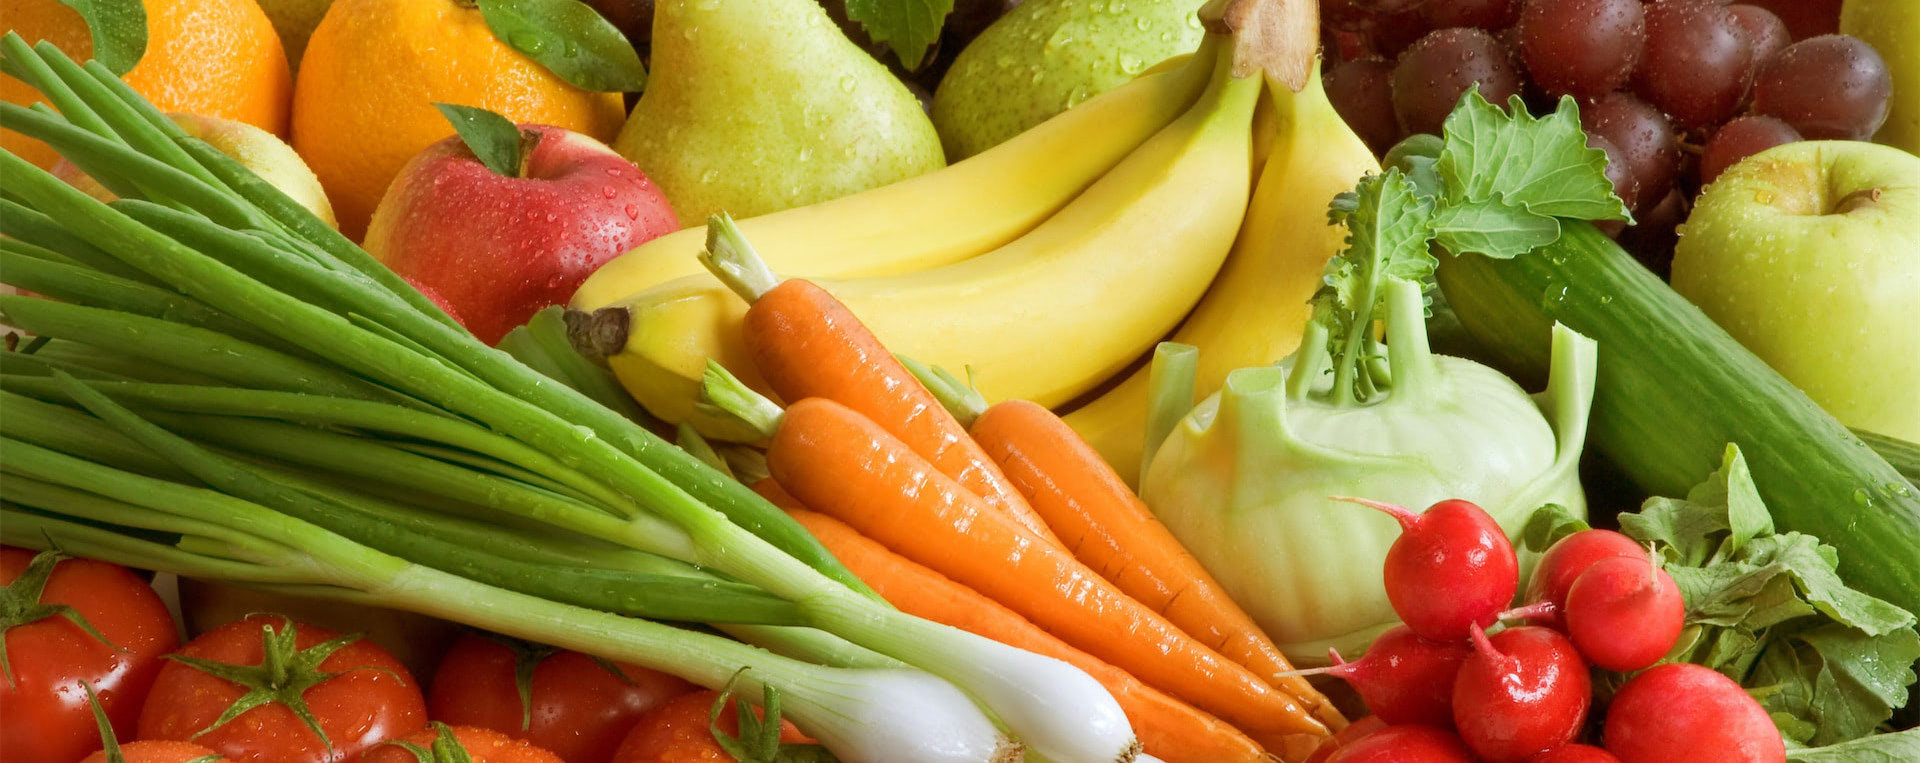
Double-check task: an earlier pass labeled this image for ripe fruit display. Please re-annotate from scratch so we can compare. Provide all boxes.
[1,0,291,168]
[291,0,628,238]
[52,112,335,227]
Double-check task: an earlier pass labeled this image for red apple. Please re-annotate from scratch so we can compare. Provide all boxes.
[365,124,676,344]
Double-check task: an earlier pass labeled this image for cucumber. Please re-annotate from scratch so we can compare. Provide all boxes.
[1436,222,1920,615]
[1859,428,1920,488]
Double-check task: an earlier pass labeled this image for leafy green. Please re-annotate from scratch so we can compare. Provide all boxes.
[1787,728,1920,761]
[844,0,955,69]
[1311,169,1435,395]
[55,0,145,76]
[1518,502,1588,554]
[475,0,647,93]
[1430,90,1631,258]
[432,103,526,179]
[1615,445,1920,748]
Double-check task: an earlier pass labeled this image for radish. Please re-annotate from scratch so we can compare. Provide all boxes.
[1604,663,1785,763]
[1303,716,1389,763]
[1287,625,1472,726]
[1339,497,1519,641]
[1327,724,1476,762]
[1453,625,1592,762]
[1563,554,1684,671]
[1526,744,1622,762]
[1525,529,1647,608]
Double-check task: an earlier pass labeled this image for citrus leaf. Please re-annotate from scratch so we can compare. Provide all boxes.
[433,103,525,179]
[845,0,955,68]
[55,0,146,76]
[476,0,646,93]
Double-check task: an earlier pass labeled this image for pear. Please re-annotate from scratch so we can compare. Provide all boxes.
[933,0,1207,159]
[1841,0,1920,153]
[614,0,946,226]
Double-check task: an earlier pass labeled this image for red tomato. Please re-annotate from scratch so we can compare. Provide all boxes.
[79,740,227,763]
[0,547,179,763]
[136,614,427,763]
[611,691,811,763]
[428,633,695,763]
[359,724,564,763]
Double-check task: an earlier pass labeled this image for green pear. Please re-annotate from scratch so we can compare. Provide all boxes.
[1841,0,1920,154]
[932,0,1207,159]
[614,0,946,226]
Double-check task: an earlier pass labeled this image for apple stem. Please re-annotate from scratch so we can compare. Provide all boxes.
[698,212,780,303]
[1834,187,1883,215]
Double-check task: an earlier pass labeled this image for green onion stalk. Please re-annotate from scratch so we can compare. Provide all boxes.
[0,34,1136,762]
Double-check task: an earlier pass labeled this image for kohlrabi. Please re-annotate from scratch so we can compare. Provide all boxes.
[1138,91,1631,663]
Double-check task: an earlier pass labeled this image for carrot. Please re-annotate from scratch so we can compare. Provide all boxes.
[764,397,1331,746]
[700,220,1057,543]
[755,488,1269,763]
[969,398,1347,731]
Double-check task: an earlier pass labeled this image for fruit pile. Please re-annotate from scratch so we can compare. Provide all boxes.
[1302,499,1783,763]
[1319,0,1894,268]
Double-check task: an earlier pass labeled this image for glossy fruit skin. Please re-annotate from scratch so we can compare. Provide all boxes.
[1524,529,1647,609]
[292,0,627,238]
[136,615,427,763]
[1392,28,1525,136]
[1340,625,1472,727]
[0,548,180,763]
[78,740,227,763]
[358,725,564,763]
[362,124,678,344]
[1581,94,1678,214]
[1751,35,1894,140]
[1564,556,1684,671]
[1326,724,1476,762]
[1526,744,1621,762]
[1453,626,1592,762]
[610,690,811,763]
[1384,500,1520,641]
[428,634,696,763]
[1517,0,1647,99]
[0,0,291,168]
[1699,116,1801,186]
[1633,0,1756,129]
[1603,663,1786,763]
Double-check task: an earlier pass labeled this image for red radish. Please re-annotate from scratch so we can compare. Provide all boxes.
[1286,625,1471,727]
[1527,744,1622,762]
[1336,497,1519,641]
[1453,625,1592,762]
[1563,554,1685,671]
[1525,529,1648,608]
[1604,663,1785,763]
[1304,716,1390,763]
[1327,724,1475,762]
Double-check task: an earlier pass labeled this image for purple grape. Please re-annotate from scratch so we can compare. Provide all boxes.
[1518,0,1646,100]
[1392,27,1525,136]
[1751,35,1894,140]
[1326,58,1405,154]
[1700,116,1802,185]
[1633,0,1757,130]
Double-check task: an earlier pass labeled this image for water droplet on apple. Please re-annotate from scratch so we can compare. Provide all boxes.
[839,75,857,93]
[797,147,813,162]
[700,169,720,184]
[602,186,618,199]
[625,204,640,220]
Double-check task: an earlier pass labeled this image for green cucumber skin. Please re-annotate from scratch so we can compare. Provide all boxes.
[1437,222,1920,615]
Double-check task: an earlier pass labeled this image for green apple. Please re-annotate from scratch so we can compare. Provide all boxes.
[1672,140,1920,441]
[1842,0,1919,153]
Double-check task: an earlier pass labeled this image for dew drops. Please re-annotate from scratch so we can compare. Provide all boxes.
[509,31,546,54]
[624,204,641,220]
[839,75,857,92]
[699,169,720,184]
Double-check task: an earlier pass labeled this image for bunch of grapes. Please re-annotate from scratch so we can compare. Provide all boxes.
[1321,0,1894,271]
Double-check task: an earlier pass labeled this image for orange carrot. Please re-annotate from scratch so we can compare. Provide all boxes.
[764,397,1330,745]
[758,494,1269,762]
[729,275,1057,544]
[970,398,1346,731]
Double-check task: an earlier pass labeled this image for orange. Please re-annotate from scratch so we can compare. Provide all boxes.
[1,0,292,168]
[291,0,628,239]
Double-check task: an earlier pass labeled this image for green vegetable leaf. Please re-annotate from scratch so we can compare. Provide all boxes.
[1311,169,1435,401]
[1786,728,1920,761]
[55,0,146,76]
[1430,89,1630,258]
[844,0,955,69]
[1518,502,1589,554]
[476,0,647,93]
[433,103,527,179]
[1617,443,1920,748]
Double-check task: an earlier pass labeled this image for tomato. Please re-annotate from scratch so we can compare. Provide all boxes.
[136,614,428,763]
[428,633,695,763]
[0,547,179,763]
[359,724,565,763]
[79,740,227,763]
[610,690,812,763]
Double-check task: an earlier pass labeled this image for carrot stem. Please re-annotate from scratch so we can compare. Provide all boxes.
[698,212,779,302]
[897,356,986,427]
[699,360,783,440]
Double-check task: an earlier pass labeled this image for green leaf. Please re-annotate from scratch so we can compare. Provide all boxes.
[1518,502,1589,554]
[844,0,955,69]
[56,0,146,76]
[1749,623,1920,746]
[1743,534,1918,637]
[1431,90,1630,258]
[1786,728,1920,761]
[1621,444,1773,567]
[433,103,527,179]
[475,0,646,93]
[1310,169,1436,395]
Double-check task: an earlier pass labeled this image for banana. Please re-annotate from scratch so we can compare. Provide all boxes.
[570,45,1217,311]
[1061,65,1381,486]
[602,39,1261,436]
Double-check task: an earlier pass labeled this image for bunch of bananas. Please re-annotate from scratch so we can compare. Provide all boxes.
[569,11,1377,483]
